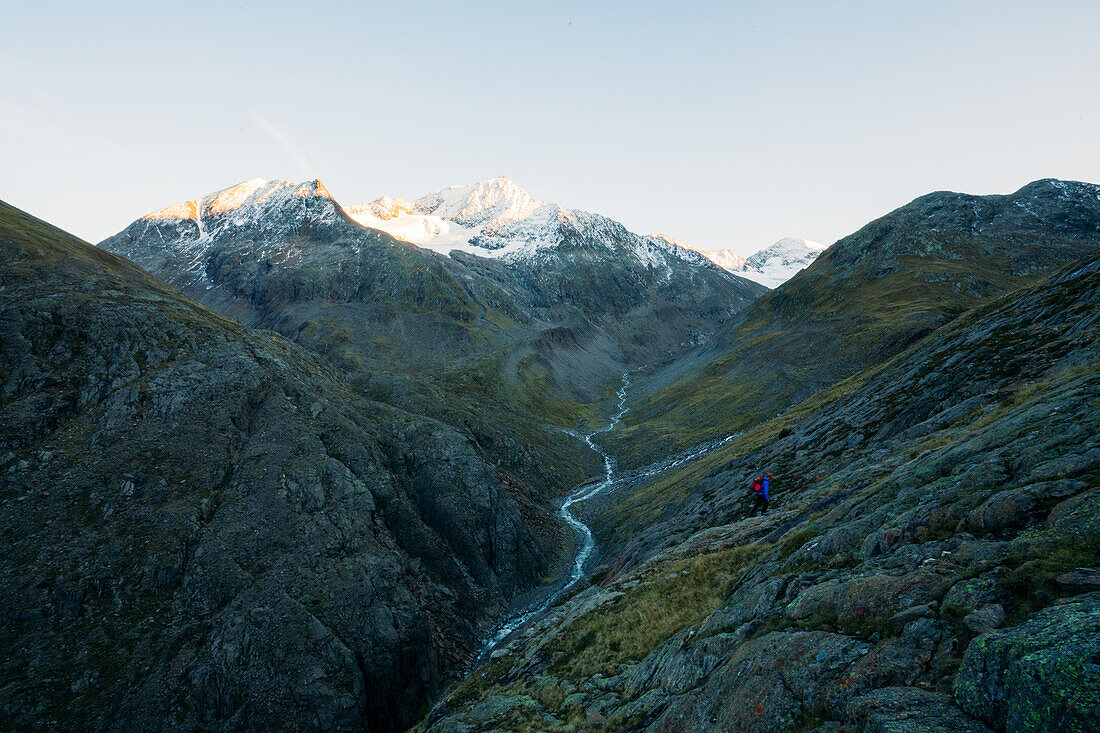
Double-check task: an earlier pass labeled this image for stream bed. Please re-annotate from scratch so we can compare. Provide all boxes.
[477,372,737,661]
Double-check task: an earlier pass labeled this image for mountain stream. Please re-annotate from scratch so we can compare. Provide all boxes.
[477,371,737,661]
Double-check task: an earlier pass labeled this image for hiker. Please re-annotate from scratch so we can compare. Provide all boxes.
[749,473,773,516]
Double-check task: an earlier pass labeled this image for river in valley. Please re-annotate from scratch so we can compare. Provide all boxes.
[477,371,736,661]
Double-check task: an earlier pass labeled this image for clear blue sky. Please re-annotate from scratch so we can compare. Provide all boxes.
[2,1,1098,253]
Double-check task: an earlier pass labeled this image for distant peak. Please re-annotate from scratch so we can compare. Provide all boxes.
[346,176,550,240]
[766,237,828,252]
[346,195,415,221]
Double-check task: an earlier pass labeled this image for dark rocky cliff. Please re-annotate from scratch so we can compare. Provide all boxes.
[0,200,557,731]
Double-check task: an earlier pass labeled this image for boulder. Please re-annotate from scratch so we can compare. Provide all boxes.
[963,604,1005,633]
[1056,569,1100,591]
[786,571,946,626]
[645,631,865,732]
[963,480,1085,534]
[942,573,1002,615]
[954,592,1100,732]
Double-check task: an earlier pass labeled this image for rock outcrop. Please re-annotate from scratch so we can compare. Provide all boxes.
[955,592,1100,733]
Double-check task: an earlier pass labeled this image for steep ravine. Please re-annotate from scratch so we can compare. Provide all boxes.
[478,371,636,659]
[478,372,739,662]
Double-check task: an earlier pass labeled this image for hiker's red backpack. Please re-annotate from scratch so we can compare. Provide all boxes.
[751,476,764,494]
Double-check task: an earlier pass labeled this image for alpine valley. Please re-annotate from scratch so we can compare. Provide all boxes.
[2,176,1098,733]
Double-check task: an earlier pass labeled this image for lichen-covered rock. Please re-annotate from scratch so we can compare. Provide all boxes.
[644,631,866,732]
[963,480,1085,534]
[823,619,948,717]
[785,570,948,626]
[954,592,1100,732]
[848,687,992,732]
[942,573,1003,616]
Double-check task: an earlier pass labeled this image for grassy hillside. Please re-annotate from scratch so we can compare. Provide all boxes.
[608,179,1100,468]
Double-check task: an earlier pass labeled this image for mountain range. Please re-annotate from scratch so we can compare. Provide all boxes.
[343,176,822,289]
[2,176,1099,732]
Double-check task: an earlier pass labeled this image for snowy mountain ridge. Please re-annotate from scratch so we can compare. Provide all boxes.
[345,177,740,274]
[144,177,340,227]
[344,176,564,259]
[654,234,750,273]
[132,175,769,283]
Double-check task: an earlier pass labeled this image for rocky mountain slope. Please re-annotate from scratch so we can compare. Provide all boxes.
[100,177,764,500]
[421,251,1100,732]
[676,236,828,288]
[8,174,1099,733]
[609,179,1100,468]
[0,200,565,731]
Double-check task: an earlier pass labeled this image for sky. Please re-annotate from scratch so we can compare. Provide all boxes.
[2,1,1099,254]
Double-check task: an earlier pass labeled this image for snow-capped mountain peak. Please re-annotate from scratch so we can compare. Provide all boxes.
[655,236,827,288]
[413,176,546,232]
[129,178,345,287]
[345,176,556,254]
[353,195,415,221]
[346,177,569,259]
[746,237,828,267]
[143,178,338,222]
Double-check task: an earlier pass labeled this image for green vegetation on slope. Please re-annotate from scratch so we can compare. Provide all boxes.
[547,544,765,679]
